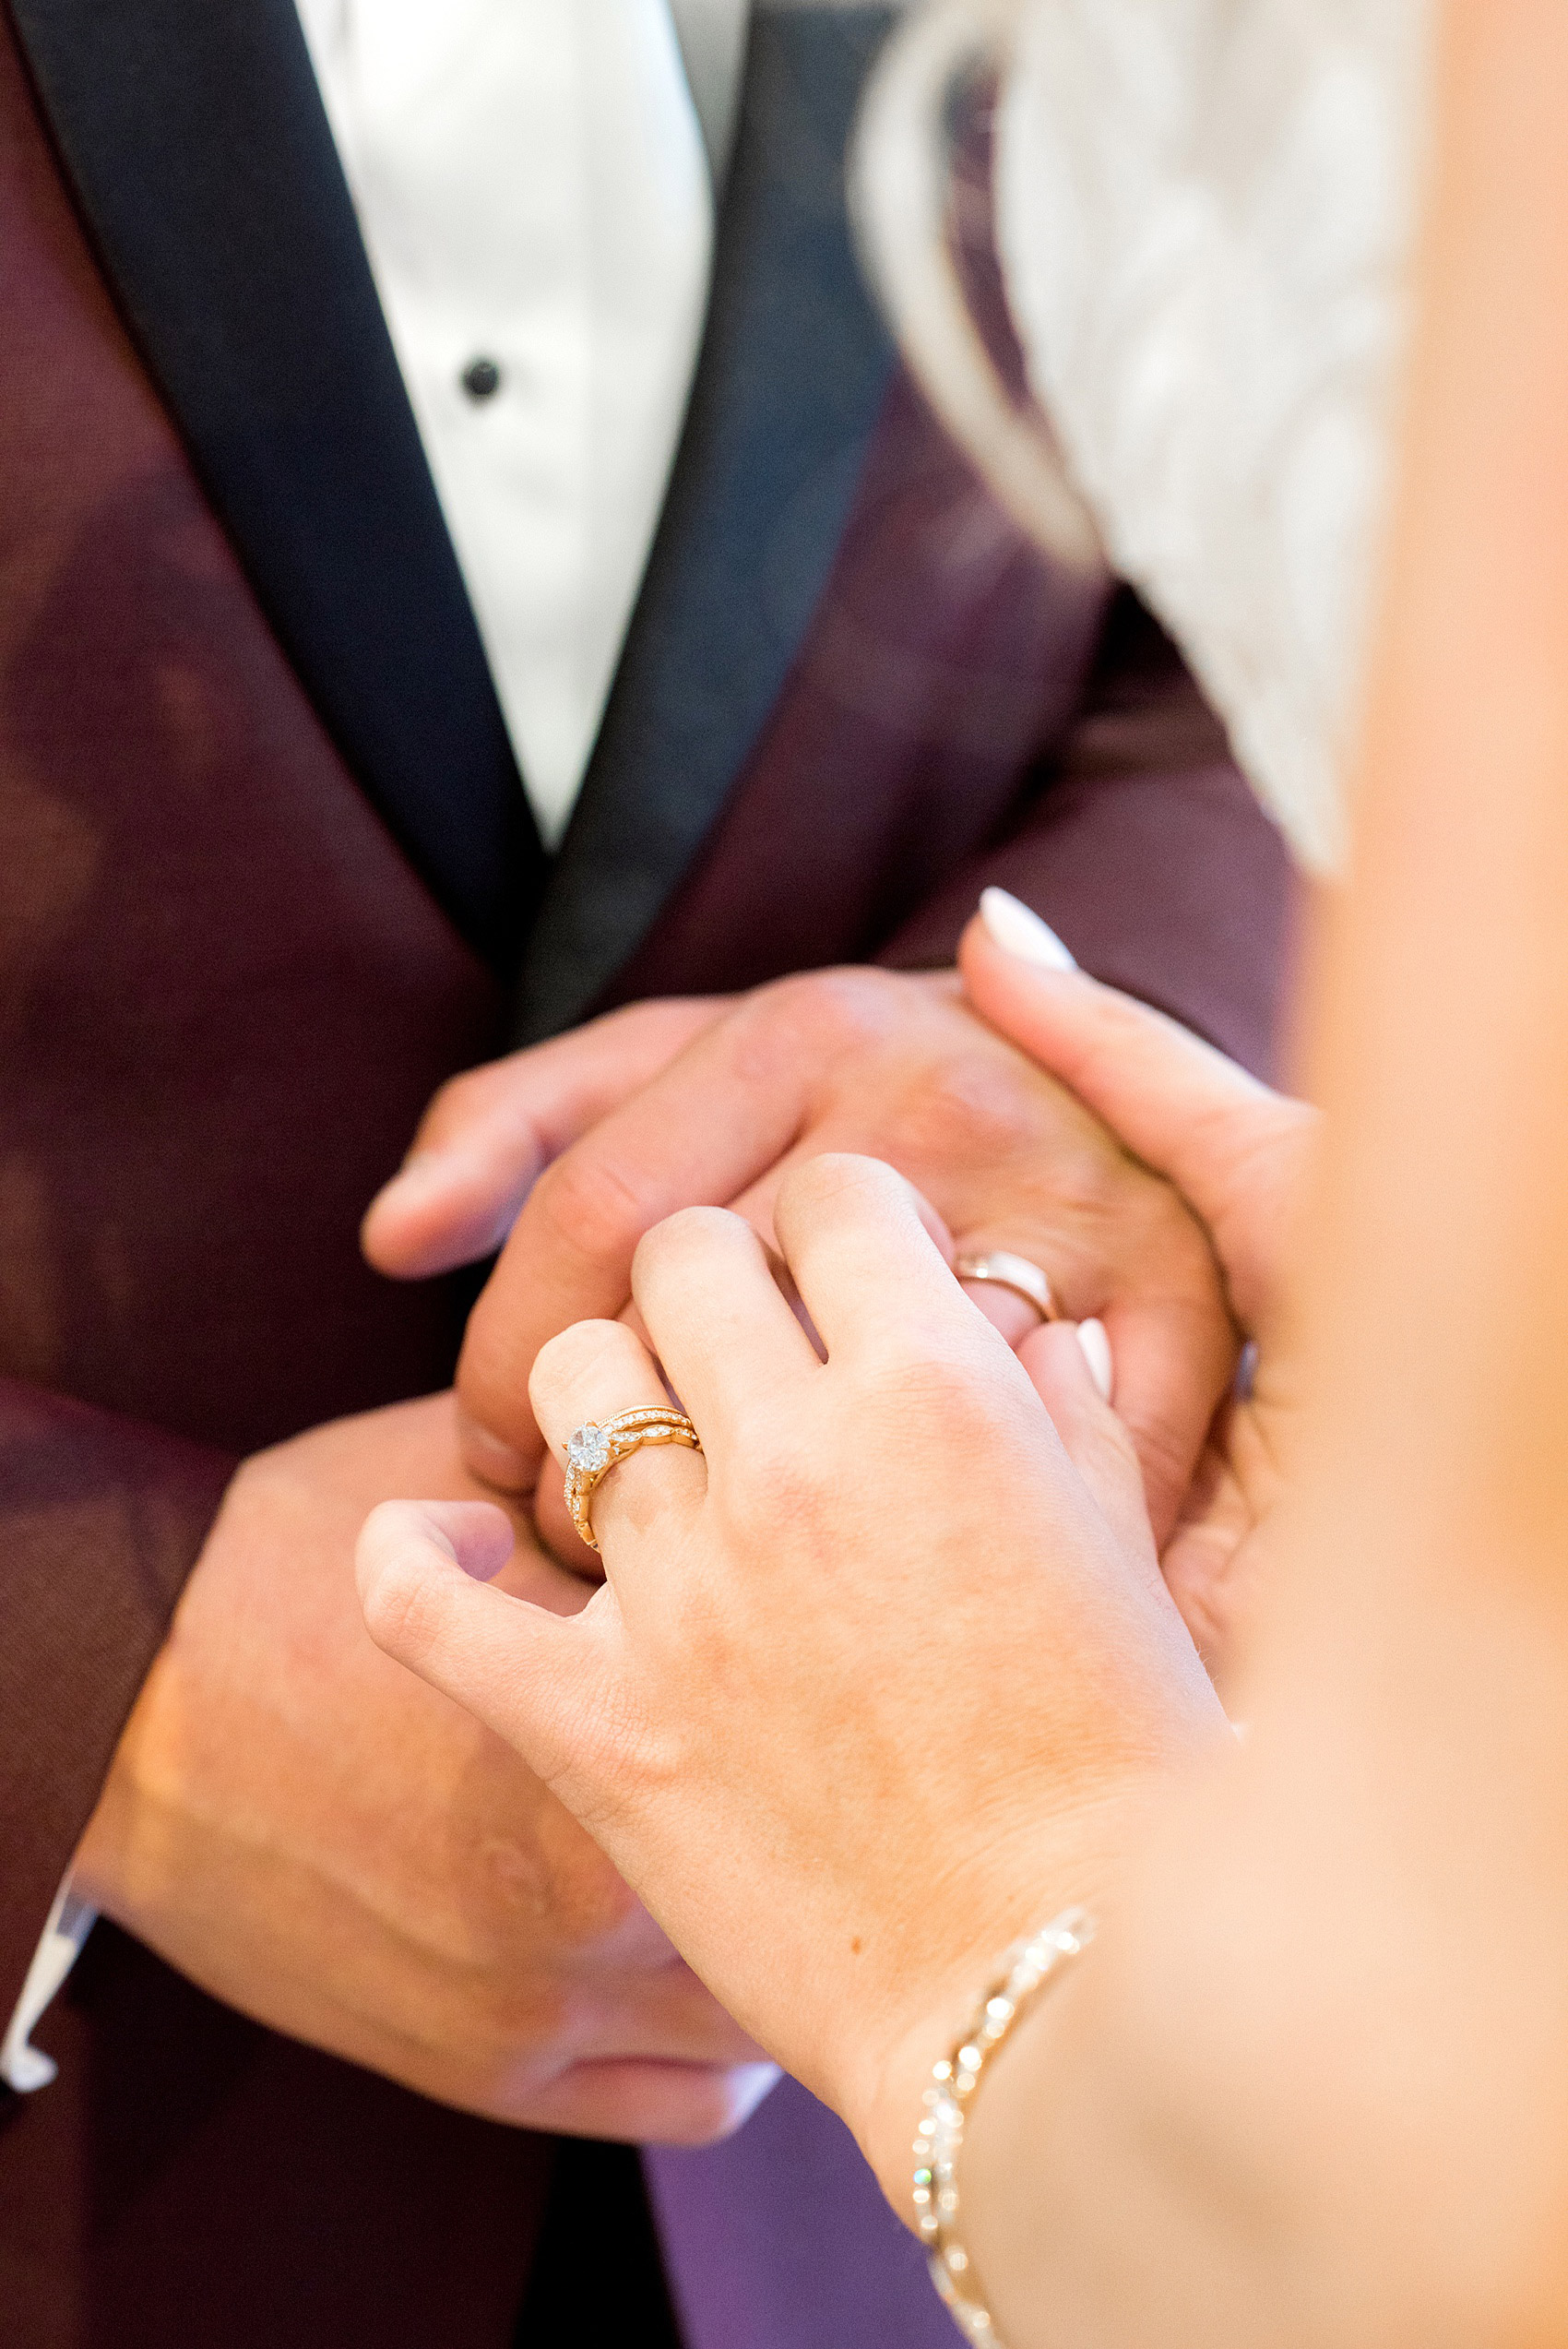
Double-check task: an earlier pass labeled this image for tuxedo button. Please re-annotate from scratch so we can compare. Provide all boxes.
[460,356,503,400]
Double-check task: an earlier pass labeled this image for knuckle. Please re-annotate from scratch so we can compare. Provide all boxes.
[634,1203,745,1281]
[891,1057,1043,1170]
[359,1541,443,1662]
[781,1149,897,1214]
[534,1705,677,1914]
[529,1144,650,1268]
[1131,1189,1228,1298]
[736,1429,812,1518]
[913,1347,1000,1429]
[419,1055,540,1161]
[457,1283,529,1414]
[752,965,907,1061]
[1065,985,1172,1084]
[869,1343,1012,1455]
[719,1415,834,1549]
[540,1830,644,1945]
[1032,1123,1133,1223]
[417,1062,490,1144]
[529,1318,636,1412]
[1093,988,1158,1055]
[536,1316,633,1381]
[1032,1151,1201,1292]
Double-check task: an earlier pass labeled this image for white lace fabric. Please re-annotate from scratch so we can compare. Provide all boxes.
[994,0,1435,872]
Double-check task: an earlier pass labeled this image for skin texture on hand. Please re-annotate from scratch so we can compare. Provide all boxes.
[362,996,726,1280]
[75,1392,772,2143]
[356,1161,1229,2205]
[381,15,1568,2338]
[959,917,1321,1689]
[368,968,1242,1556]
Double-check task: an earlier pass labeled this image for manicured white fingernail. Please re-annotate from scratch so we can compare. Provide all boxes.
[1075,1318,1113,1401]
[979,887,1077,971]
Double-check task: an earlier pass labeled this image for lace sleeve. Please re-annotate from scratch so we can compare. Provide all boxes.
[994,0,1435,872]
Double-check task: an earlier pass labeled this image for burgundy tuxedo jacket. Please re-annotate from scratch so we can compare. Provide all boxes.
[0,2,1291,2342]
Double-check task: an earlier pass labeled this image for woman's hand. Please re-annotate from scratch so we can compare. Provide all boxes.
[366,968,1243,1563]
[961,901,1320,1689]
[356,1154,1228,2203]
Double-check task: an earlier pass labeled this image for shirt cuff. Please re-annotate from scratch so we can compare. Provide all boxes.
[0,1881,97,2093]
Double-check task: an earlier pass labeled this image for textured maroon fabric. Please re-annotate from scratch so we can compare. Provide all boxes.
[607,360,1108,1004]
[609,386,1292,1081]
[0,1386,233,2021]
[878,593,1294,1079]
[0,18,538,2341]
[1,1924,551,2349]
[0,2,1292,2341]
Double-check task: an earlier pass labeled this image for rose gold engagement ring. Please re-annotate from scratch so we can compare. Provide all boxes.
[953,1250,1057,1323]
[564,1407,703,1552]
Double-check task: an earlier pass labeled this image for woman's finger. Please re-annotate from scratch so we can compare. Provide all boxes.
[629,1206,822,1444]
[454,986,861,1485]
[768,1154,985,1364]
[1017,1323,1158,1571]
[961,904,1274,1180]
[960,909,1317,1330]
[1099,1294,1241,1546]
[727,1159,1045,1340]
[529,1317,708,1567]
[355,1499,612,1782]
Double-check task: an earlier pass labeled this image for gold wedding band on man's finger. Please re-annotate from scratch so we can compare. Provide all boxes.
[564,1407,703,1553]
[954,1250,1058,1323]
[954,1249,1113,1397]
[562,1252,1058,1552]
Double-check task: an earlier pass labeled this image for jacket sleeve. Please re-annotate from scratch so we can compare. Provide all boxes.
[878,590,1298,1084]
[0,1377,234,2019]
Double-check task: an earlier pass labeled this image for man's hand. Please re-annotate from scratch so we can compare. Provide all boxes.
[365,972,1239,1551]
[72,1392,772,2142]
[362,997,727,1279]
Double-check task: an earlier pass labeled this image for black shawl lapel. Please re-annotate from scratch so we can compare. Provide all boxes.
[511,5,898,1043]
[9,0,544,972]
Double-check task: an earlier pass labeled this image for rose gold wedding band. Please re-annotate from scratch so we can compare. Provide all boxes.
[953,1250,1057,1323]
[563,1406,702,1553]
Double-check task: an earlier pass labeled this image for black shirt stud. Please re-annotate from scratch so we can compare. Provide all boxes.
[460,356,503,401]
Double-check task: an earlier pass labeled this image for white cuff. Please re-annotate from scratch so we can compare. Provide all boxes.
[1,1882,97,2093]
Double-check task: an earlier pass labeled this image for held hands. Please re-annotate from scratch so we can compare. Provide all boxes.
[345,926,1313,2196]
[959,910,1318,1687]
[76,1392,771,2142]
[357,1161,1230,2205]
[75,924,1301,2152]
[363,968,1241,1556]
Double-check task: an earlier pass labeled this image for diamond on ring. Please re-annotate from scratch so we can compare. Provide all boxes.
[562,1406,702,1552]
[566,1423,611,1475]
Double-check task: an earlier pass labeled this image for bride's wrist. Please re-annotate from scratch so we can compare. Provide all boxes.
[843,1797,1150,2215]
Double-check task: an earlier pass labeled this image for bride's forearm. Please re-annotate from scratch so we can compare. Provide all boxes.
[939,5,1568,2340]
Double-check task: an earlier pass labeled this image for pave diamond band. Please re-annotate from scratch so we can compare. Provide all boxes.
[563,1406,702,1552]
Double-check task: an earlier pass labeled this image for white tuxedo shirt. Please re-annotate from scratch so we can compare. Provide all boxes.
[296,0,745,849]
